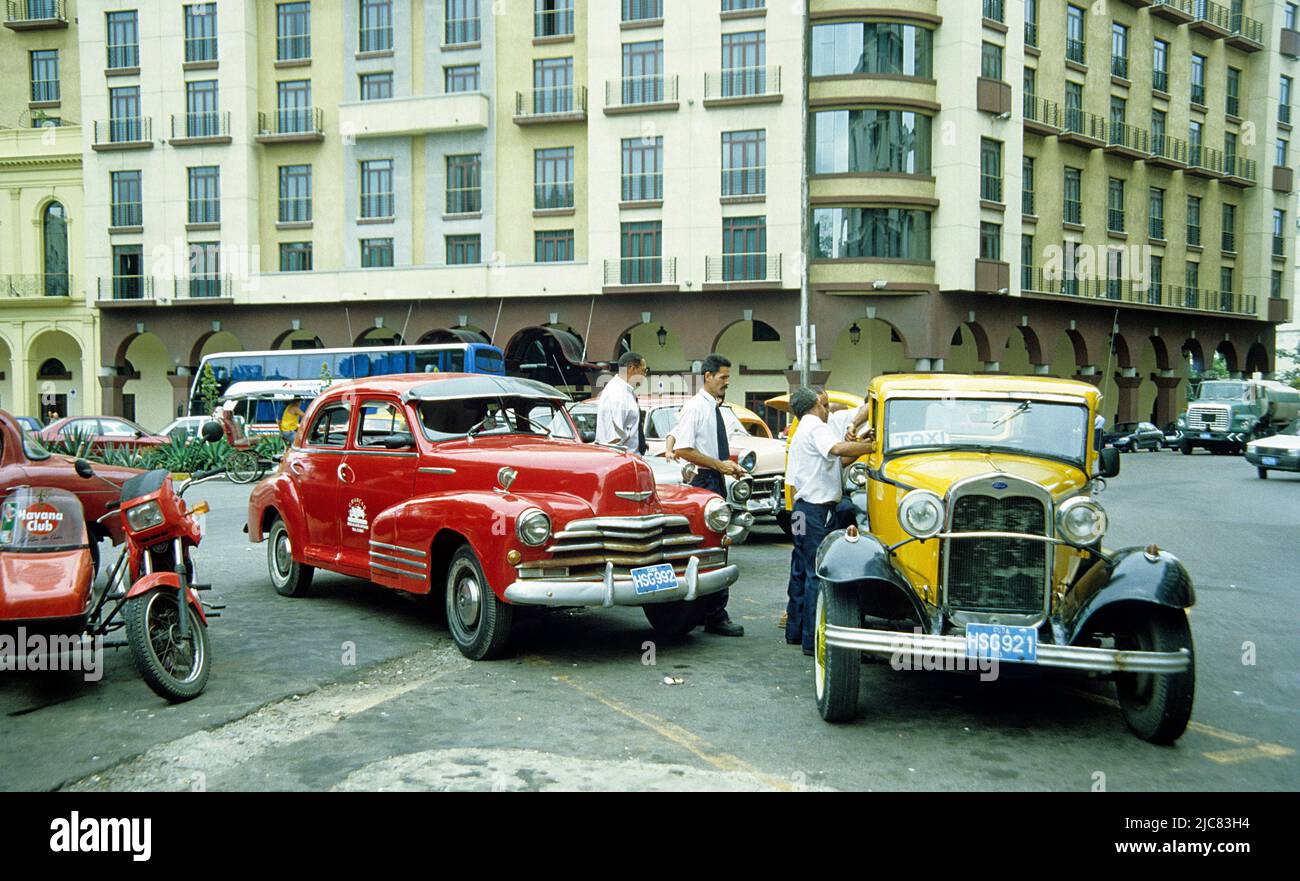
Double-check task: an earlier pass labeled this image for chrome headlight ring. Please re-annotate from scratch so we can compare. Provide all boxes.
[897,490,944,540]
[704,496,733,533]
[846,462,869,488]
[125,500,164,532]
[515,508,552,547]
[729,475,754,504]
[1056,496,1108,546]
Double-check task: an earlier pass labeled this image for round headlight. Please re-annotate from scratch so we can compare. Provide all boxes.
[515,508,552,547]
[739,451,757,473]
[847,462,869,488]
[897,490,944,540]
[730,476,753,503]
[1057,497,1107,546]
[704,496,733,533]
[125,500,164,532]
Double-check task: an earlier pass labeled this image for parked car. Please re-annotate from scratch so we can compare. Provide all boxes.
[1245,420,1300,479]
[1159,421,1183,449]
[812,374,1196,744]
[1105,421,1163,452]
[38,416,169,454]
[160,416,217,443]
[247,375,741,660]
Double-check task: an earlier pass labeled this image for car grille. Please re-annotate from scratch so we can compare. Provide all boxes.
[1187,406,1229,432]
[752,475,782,498]
[517,514,724,581]
[945,495,1048,616]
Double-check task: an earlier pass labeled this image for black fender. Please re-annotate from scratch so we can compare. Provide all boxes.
[1061,547,1195,646]
[815,529,930,627]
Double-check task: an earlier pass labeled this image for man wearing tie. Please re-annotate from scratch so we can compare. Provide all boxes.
[596,351,648,454]
[667,354,747,637]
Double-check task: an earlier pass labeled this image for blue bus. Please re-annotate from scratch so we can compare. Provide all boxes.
[188,342,505,416]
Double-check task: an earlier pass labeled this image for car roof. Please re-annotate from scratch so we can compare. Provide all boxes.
[311,373,570,403]
[870,374,1101,403]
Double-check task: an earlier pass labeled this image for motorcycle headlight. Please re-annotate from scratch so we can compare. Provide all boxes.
[739,451,757,473]
[704,497,732,533]
[125,500,164,532]
[1057,497,1108,546]
[515,508,552,547]
[729,476,753,504]
[847,462,869,488]
[897,490,944,540]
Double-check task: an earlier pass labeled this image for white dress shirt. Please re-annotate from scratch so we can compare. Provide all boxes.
[595,374,641,452]
[787,413,844,505]
[669,388,725,461]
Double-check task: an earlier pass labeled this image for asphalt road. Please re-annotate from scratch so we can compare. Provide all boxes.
[2,450,1297,791]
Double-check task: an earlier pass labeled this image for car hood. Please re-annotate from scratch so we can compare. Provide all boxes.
[881,451,1089,498]
[1248,434,1300,451]
[732,436,786,475]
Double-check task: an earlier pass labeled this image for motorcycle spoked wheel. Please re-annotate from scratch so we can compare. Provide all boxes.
[125,590,211,702]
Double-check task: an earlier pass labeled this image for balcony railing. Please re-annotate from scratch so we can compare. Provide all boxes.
[257,108,324,138]
[1190,82,1206,105]
[1192,0,1231,31]
[1153,69,1169,92]
[722,166,765,198]
[534,182,574,210]
[5,0,67,27]
[1282,103,1293,125]
[1152,0,1194,18]
[1108,121,1150,153]
[1150,216,1165,239]
[1,273,72,297]
[98,275,154,301]
[276,33,310,61]
[1066,38,1086,64]
[1226,94,1240,116]
[1222,230,1236,252]
[106,42,139,70]
[1023,93,1061,128]
[188,199,220,225]
[1063,107,1106,140]
[535,6,574,38]
[175,276,230,299]
[1112,55,1129,79]
[30,78,59,103]
[705,66,781,101]
[110,202,142,228]
[605,257,676,287]
[445,15,481,46]
[1229,13,1263,45]
[446,186,482,215]
[1022,189,1035,215]
[1107,208,1126,233]
[185,35,217,63]
[1021,267,1256,315]
[359,26,393,53]
[360,192,395,220]
[1064,198,1082,225]
[1222,154,1257,182]
[1188,144,1223,174]
[706,254,781,284]
[1150,134,1188,164]
[1025,21,1038,47]
[1274,235,1286,258]
[982,0,1004,22]
[1188,224,1202,247]
[621,172,663,202]
[93,117,152,146]
[515,86,587,120]
[278,196,312,224]
[606,74,679,109]
[981,173,1003,203]
[172,111,230,140]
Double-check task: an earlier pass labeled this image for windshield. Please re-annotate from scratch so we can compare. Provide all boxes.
[21,428,51,460]
[646,404,749,441]
[885,397,1090,464]
[0,487,87,551]
[417,396,575,442]
[1198,381,1250,402]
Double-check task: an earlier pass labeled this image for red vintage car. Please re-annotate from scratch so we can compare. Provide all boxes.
[38,415,169,454]
[247,375,742,660]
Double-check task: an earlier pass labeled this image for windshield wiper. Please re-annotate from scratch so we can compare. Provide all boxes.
[992,401,1032,428]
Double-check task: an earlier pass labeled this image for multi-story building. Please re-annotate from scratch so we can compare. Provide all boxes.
[0,0,97,421]
[70,0,1297,430]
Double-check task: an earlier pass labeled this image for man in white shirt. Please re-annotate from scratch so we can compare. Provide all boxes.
[595,351,647,453]
[667,354,747,636]
[785,387,875,656]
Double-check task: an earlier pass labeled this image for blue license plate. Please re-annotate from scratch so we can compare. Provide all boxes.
[1262,456,1279,467]
[966,624,1038,663]
[1201,432,1213,440]
[631,563,679,596]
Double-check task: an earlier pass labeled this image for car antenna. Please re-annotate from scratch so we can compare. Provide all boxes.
[398,303,414,349]
[1099,309,1119,419]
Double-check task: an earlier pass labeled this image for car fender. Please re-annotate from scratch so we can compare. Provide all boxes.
[815,529,931,628]
[247,472,301,544]
[1061,547,1194,645]
[125,571,209,625]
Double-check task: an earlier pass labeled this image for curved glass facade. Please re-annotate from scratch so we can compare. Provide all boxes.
[811,207,931,261]
[810,22,934,79]
[812,109,932,175]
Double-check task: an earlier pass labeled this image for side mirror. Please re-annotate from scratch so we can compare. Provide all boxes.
[381,433,416,450]
[1098,447,1121,479]
[201,421,225,443]
[580,430,596,444]
[74,458,95,480]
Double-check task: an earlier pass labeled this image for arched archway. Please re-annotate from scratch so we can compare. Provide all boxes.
[614,321,686,380]
[0,332,14,414]
[355,327,405,347]
[1215,340,1240,375]
[190,329,242,367]
[41,200,69,296]
[827,318,909,387]
[272,328,325,350]
[1002,326,1043,375]
[712,320,789,412]
[419,326,490,345]
[1245,342,1270,377]
[946,326,982,373]
[27,329,83,420]
[1180,338,1206,375]
[121,332,174,429]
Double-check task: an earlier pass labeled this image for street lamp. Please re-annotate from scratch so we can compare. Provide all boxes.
[849,322,861,346]
[656,325,668,348]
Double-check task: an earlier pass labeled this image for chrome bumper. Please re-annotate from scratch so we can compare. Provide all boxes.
[503,557,740,608]
[744,495,781,516]
[824,626,1193,674]
[727,511,754,543]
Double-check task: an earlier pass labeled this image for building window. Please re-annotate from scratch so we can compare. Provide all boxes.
[1278,138,1290,167]
[534,147,574,209]
[1190,54,1206,106]
[810,207,931,260]
[360,159,394,219]
[1225,130,1238,169]
[29,50,59,103]
[622,0,662,22]
[279,164,312,222]
[811,110,932,175]
[722,0,765,11]
[445,0,481,46]
[721,31,766,97]
[359,0,393,53]
[111,170,142,228]
[722,216,767,281]
[1149,187,1165,239]
[277,80,313,133]
[109,86,142,142]
[188,166,220,225]
[106,10,139,69]
[982,0,1004,23]
[535,229,574,263]
[1272,270,1284,299]
[1226,67,1241,116]
[360,72,393,101]
[1273,209,1286,256]
[276,2,311,61]
[533,57,574,113]
[1063,167,1082,225]
[447,234,481,265]
[1021,233,1035,289]
[622,136,663,202]
[1064,81,1083,132]
[1187,196,1202,247]
[1024,0,1038,45]
[979,222,1001,261]
[185,79,220,137]
[1106,249,1123,300]
[184,3,218,63]
[980,138,1002,202]
[1288,3,1298,30]
[279,242,313,272]
[981,42,1003,80]
[1219,266,1234,311]
[1185,262,1199,308]
[622,40,664,104]
[1066,5,1085,64]
[535,0,574,38]
[1149,255,1163,304]
[446,153,482,214]
[1189,119,1204,166]
[722,130,765,197]
[1107,178,1125,233]
[1111,23,1128,79]
[620,221,663,284]
[810,22,933,78]
[1282,76,1293,125]
[42,201,68,296]
[1153,39,1168,92]
[112,244,144,298]
[361,238,394,268]
[1022,156,1035,215]
[187,242,221,297]
[446,65,480,92]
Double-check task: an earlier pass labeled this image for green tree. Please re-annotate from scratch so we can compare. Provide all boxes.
[196,361,221,415]
[319,360,333,390]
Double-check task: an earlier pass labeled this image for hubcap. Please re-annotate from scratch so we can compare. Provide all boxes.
[454,572,481,629]
[273,531,292,579]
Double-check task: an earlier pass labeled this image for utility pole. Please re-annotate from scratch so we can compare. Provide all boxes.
[798,0,811,387]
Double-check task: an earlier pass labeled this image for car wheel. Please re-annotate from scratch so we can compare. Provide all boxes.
[814,583,861,724]
[643,600,704,638]
[267,517,313,597]
[1180,441,1193,456]
[1258,467,1269,480]
[445,544,513,661]
[1113,607,1195,744]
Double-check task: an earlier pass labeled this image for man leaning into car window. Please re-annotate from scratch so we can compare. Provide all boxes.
[596,352,648,454]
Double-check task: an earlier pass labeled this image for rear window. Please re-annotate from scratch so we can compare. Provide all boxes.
[356,401,411,447]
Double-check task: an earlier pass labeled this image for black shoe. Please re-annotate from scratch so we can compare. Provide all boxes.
[802,646,815,657]
[703,617,745,637]
[785,637,802,646]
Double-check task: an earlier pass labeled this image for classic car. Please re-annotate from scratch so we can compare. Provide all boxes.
[642,450,756,542]
[1245,420,1300,478]
[38,415,169,453]
[1105,421,1164,453]
[246,375,741,660]
[812,375,1197,744]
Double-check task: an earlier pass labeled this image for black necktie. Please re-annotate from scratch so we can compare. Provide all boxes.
[636,405,647,455]
[714,404,730,464]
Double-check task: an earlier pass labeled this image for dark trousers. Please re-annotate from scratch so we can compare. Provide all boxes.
[690,469,730,622]
[787,499,836,652]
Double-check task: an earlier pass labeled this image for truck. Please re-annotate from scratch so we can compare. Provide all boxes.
[1176,378,1300,455]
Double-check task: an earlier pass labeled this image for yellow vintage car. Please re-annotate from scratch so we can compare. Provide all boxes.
[813,374,1196,744]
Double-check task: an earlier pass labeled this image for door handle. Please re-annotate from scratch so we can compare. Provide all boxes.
[289,460,305,475]
[338,463,354,483]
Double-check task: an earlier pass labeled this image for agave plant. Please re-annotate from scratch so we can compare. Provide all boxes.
[100,444,152,470]
[254,434,287,460]
[46,425,98,460]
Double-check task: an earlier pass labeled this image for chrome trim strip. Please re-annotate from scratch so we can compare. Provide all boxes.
[419,467,457,475]
[502,559,738,608]
[368,540,428,558]
[614,491,654,502]
[346,449,419,457]
[371,561,427,581]
[369,551,429,569]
